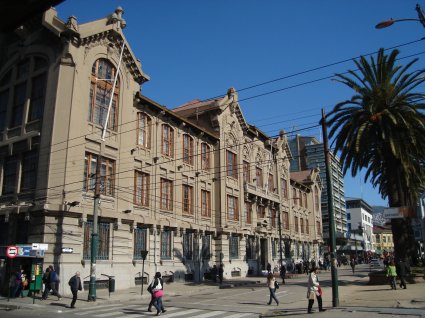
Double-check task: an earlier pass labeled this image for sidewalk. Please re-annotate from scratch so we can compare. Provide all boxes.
[1,269,424,317]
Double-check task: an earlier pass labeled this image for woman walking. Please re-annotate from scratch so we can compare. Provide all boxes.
[266,272,279,306]
[147,272,166,316]
[307,267,326,313]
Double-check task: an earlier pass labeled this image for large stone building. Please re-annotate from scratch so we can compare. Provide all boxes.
[288,135,347,243]
[0,7,323,295]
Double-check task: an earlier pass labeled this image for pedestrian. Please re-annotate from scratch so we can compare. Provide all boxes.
[41,267,51,300]
[218,263,224,284]
[266,272,279,306]
[350,258,355,274]
[13,269,25,298]
[68,271,82,308]
[267,263,272,273]
[307,267,326,313]
[147,272,166,316]
[211,265,217,283]
[386,260,397,290]
[280,263,286,284]
[397,259,410,289]
[48,265,62,300]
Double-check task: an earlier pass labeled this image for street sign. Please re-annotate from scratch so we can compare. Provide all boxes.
[32,243,48,251]
[61,247,73,253]
[6,246,18,258]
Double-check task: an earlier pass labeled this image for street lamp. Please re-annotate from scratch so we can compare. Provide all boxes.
[140,250,148,296]
[375,4,425,29]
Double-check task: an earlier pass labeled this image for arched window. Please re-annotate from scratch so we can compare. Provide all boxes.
[161,124,174,157]
[88,59,120,131]
[182,134,194,165]
[137,112,151,148]
[314,186,320,211]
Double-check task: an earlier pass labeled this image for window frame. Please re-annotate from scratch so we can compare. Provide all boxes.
[160,178,173,211]
[226,150,238,179]
[134,171,149,206]
[137,112,151,148]
[243,160,250,184]
[200,143,210,171]
[183,134,194,165]
[83,221,110,260]
[133,227,148,260]
[182,184,193,215]
[161,124,174,157]
[83,153,115,196]
[201,189,211,218]
[227,195,239,221]
[160,229,172,260]
[229,235,239,259]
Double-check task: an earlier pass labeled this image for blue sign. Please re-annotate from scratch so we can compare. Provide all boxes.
[16,245,44,257]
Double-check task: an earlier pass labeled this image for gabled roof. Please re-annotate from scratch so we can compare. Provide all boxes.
[290,168,321,191]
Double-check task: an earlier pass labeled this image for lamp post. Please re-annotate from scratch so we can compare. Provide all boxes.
[140,250,148,296]
[375,4,425,29]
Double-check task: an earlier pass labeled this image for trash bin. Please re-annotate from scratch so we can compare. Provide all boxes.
[108,277,115,292]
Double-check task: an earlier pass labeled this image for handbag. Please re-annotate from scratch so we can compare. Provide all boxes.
[153,289,164,298]
[274,281,279,289]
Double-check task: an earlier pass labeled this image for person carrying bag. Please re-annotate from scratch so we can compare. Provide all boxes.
[147,272,166,316]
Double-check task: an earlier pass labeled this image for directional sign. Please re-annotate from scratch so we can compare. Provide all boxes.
[6,246,18,258]
[32,243,48,251]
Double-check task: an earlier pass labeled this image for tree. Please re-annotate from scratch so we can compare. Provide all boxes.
[324,48,425,261]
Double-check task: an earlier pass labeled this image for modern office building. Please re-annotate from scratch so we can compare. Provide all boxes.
[0,7,323,295]
[288,135,347,242]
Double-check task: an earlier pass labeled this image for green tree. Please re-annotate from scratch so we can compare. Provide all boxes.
[324,48,425,261]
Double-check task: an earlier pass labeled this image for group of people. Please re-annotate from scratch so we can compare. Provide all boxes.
[210,263,224,284]
[266,263,326,313]
[42,265,83,308]
[385,258,410,290]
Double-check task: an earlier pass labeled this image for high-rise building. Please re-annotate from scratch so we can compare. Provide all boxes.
[288,135,347,242]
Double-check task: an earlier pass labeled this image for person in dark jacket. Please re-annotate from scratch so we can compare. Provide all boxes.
[68,271,82,308]
[48,265,61,300]
[41,267,51,300]
[397,259,410,289]
[280,263,286,284]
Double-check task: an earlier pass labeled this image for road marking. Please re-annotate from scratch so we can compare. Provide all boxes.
[157,308,203,317]
[224,313,255,318]
[75,304,138,315]
[94,312,126,317]
[195,311,226,318]
[113,306,177,318]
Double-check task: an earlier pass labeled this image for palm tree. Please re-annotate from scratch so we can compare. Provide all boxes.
[325,48,425,261]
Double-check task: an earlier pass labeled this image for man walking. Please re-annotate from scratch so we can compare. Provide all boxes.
[68,271,82,308]
[397,259,410,289]
[41,267,51,300]
[49,265,62,300]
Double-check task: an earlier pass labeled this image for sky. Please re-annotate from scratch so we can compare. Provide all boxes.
[55,0,425,207]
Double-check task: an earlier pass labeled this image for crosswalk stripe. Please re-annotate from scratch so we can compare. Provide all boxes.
[75,304,138,316]
[224,313,255,318]
[113,307,178,318]
[93,312,125,317]
[158,308,203,317]
[195,311,226,318]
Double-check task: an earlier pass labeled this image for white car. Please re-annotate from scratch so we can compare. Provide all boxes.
[370,259,381,267]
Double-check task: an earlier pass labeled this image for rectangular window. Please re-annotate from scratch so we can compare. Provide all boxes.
[83,221,110,260]
[243,161,250,184]
[257,205,265,218]
[28,74,46,121]
[227,195,239,221]
[246,236,255,260]
[182,184,193,215]
[92,85,117,130]
[201,235,211,259]
[160,230,172,259]
[229,236,239,259]
[316,221,321,236]
[183,232,193,260]
[271,208,276,227]
[135,171,149,206]
[347,213,351,220]
[226,150,237,178]
[200,143,210,170]
[272,239,277,258]
[306,219,309,234]
[281,178,288,199]
[162,125,174,157]
[160,178,173,210]
[303,192,307,208]
[201,190,211,217]
[2,155,18,194]
[283,211,289,230]
[183,135,193,165]
[245,202,252,224]
[300,218,304,234]
[20,150,38,191]
[83,153,115,196]
[0,90,9,131]
[137,113,151,148]
[133,227,147,259]
[10,82,26,128]
[268,174,274,193]
[255,167,263,188]
[294,216,299,233]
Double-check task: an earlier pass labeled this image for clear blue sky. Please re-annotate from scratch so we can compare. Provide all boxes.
[56,0,425,207]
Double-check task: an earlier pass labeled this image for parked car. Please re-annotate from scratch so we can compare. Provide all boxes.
[370,258,381,267]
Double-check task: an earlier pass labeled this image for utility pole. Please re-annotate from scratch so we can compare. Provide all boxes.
[321,109,339,307]
[88,157,101,301]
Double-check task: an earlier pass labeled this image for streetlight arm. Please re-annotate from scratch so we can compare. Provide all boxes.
[375,18,421,29]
